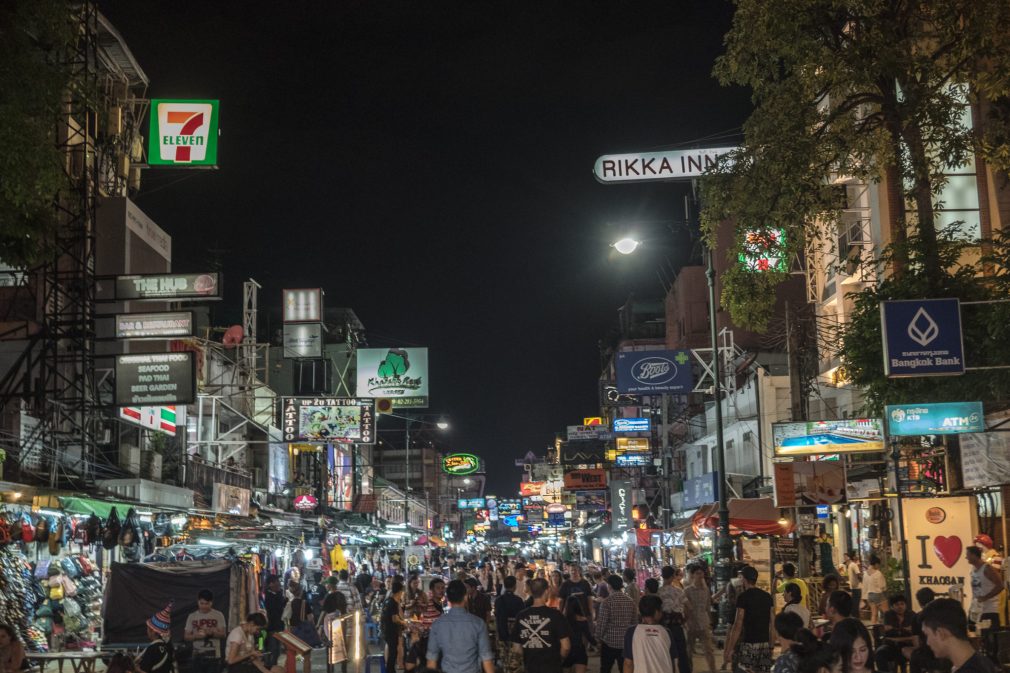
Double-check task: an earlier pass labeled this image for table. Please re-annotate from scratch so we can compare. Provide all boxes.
[27,651,103,673]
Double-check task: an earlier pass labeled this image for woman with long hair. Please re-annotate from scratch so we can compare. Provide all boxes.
[547,569,563,609]
[562,592,591,673]
[830,618,877,673]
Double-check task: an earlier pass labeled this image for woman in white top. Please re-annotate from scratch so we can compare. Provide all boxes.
[862,555,888,624]
[782,582,811,627]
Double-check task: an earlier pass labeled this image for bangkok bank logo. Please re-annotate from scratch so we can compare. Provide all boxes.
[157,102,213,163]
[632,356,677,386]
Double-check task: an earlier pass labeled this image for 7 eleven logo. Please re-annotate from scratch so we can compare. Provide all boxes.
[155,101,214,164]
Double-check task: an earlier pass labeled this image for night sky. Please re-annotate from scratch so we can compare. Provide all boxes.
[100,1,751,493]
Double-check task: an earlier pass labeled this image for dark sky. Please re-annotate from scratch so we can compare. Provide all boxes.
[100,1,751,493]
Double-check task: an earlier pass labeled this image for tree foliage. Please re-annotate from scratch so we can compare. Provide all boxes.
[840,229,1010,413]
[700,0,1010,331]
[0,0,78,269]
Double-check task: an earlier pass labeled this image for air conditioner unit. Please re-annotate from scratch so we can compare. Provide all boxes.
[119,445,141,475]
[142,450,162,481]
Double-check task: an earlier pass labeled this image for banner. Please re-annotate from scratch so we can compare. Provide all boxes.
[960,433,1010,489]
[773,462,846,506]
[615,349,693,394]
[563,469,607,489]
[356,347,428,407]
[567,425,611,441]
[772,418,884,456]
[281,397,375,443]
[614,417,650,433]
[611,479,631,532]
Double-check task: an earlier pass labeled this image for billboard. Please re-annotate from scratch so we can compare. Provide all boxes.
[567,425,611,441]
[497,499,522,516]
[114,272,221,301]
[773,462,846,507]
[442,453,480,475]
[614,417,650,433]
[115,352,196,406]
[881,298,965,377]
[739,228,787,273]
[614,453,651,467]
[563,469,607,489]
[885,402,984,436]
[148,99,220,167]
[356,347,428,407]
[280,397,375,443]
[283,289,323,323]
[119,405,181,436]
[283,323,323,358]
[115,311,193,339]
[615,349,693,394]
[772,418,884,456]
[575,490,606,511]
[682,472,718,509]
[520,481,545,497]
[611,479,631,531]
[457,498,485,510]
[616,437,651,453]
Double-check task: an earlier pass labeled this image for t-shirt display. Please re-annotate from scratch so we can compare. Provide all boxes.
[735,588,774,643]
[510,605,573,673]
[186,609,227,657]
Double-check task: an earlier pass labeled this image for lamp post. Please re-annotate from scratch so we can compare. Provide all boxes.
[381,412,449,528]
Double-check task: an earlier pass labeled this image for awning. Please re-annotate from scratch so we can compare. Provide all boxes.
[58,496,141,519]
[691,498,793,537]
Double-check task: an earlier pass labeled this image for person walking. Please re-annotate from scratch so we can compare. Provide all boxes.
[595,575,638,673]
[829,618,876,673]
[685,565,717,673]
[381,581,408,673]
[622,595,678,673]
[511,578,572,673]
[776,564,810,609]
[464,577,492,623]
[495,576,526,673]
[843,552,862,618]
[723,566,774,673]
[862,556,888,624]
[968,545,1004,626]
[425,579,494,673]
[623,569,641,606]
[184,590,226,673]
[263,576,287,667]
[659,566,691,673]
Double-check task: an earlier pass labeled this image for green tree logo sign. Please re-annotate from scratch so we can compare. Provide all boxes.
[367,348,424,395]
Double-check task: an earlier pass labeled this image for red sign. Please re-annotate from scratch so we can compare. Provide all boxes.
[520,481,545,497]
[293,494,318,511]
[564,469,607,489]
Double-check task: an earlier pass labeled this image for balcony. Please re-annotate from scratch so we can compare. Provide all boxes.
[184,457,252,504]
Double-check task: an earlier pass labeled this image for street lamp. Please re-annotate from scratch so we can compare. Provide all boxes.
[613,237,641,255]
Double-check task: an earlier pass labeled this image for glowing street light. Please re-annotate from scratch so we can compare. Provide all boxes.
[612,237,641,255]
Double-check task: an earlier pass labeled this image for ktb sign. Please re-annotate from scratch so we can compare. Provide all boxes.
[880,298,965,377]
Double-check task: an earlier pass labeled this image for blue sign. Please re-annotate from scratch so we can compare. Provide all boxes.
[881,298,965,377]
[683,472,719,509]
[502,514,523,527]
[614,453,651,467]
[614,417,651,433]
[615,350,694,394]
[547,511,566,526]
[497,499,521,516]
[457,498,485,510]
[816,504,830,519]
[885,401,984,436]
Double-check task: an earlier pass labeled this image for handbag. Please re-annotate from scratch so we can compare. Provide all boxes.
[290,600,321,647]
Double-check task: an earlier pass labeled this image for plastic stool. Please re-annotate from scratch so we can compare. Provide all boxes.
[365,654,386,673]
[365,621,380,644]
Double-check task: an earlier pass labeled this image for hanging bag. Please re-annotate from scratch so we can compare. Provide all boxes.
[102,508,121,550]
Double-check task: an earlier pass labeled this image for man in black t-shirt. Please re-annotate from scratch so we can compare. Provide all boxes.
[511,578,572,673]
[723,566,774,673]
[559,564,594,619]
[920,598,998,673]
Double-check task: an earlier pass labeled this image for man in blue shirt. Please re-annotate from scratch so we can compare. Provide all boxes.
[427,579,494,673]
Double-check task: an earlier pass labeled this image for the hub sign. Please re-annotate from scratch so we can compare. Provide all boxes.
[593,147,737,183]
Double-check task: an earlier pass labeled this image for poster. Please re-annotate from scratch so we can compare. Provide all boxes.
[327,444,353,511]
[901,496,977,611]
[281,397,375,443]
[740,538,773,591]
[773,462,846,506]
[959,433,1010,489]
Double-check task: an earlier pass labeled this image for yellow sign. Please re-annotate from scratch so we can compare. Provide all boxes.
[583,417,603,426]
[617,437,650,453]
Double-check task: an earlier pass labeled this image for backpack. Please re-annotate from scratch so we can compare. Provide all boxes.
[102,508,121,550]
[84,514,101,544]
[20,514,35,543]
[34,516,49,543]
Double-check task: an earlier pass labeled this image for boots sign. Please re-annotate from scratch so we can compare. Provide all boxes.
[901,496,977,610]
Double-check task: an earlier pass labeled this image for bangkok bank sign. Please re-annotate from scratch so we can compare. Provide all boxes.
[149,99,220,167]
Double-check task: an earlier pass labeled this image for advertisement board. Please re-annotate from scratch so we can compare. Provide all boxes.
[442,453,480,475]
[328,444,353,510]
[615,349,694,394]
[885,402,984,436]
[901,496,977,610]
[613,417,651,433]
[739,229,787,273]
[611,479,632,531]
[959,433,1010,489]
[567,425,611,441]
[616,437,651,453]
[268,443,290,494]
[119,405,181,436]
[772,418,884,456]
[280,397,375,443]
[283,323,323,358]
[583,417,603,426]
[773,462,846,507]
[356,347,428,407]
[213,482,249,516]
[563,469,607,489]
[114,272,221,301]
[115,352,196,406]
[575,490,606,511]
[520,481,545,497]
[457,498,485,510]
[116,311,193,339]
[614,454,651,467]
[497,499,522,516]
[283,289,323,323]
[148,99,220,167]
[881,298,965,377]
[682,472,718,509]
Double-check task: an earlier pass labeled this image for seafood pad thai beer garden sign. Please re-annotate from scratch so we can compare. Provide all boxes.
[442,453,480,476]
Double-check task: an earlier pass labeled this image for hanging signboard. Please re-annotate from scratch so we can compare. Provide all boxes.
[114,272,221,301]
[575,490,606,511]
[616,437,651,453]
[615,349,693,394]
[115,352,196,406]
[614,453,651,467]
[567,425,611,441]
[959,433,1010,489]
[282,323,323,359]
[283,289,324,323]
[115,311,194,339]
[901,496,977,611]
[280,397,375,444]
[885,402,984,436]
[773,462,846,507]
[611,479,631,531]
[356,347,428,408]
[583,417,603,426]
[613,417,651,433]
[593,146,737,184]
[880,298,966,377]
[119,405,181,436]
[563,469,607,489]
[442,453,481,475]
[520,481,545,497]
[457,498,485,510]
[293,494,318,511]
[148,99,220,167]
[497,499,522,516]
[772,418,884,456]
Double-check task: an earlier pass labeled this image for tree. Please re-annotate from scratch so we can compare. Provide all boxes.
[0,0,78,269]
[700,0,1010,332]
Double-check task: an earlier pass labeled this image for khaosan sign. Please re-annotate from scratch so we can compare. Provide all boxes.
[280,397,375,444]
[593,147,737,183]
[773,418,884,456]
[356,347,428,408]
[442,453,480,475]
[885,402,984,436]
[880,298,966,377]
[615,349,693,394]
[148,99,220,167]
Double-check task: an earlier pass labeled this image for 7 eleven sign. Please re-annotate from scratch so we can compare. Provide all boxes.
[148,99,219,166]
[119,406,182,436]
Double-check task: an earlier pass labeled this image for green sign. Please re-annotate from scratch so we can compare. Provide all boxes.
[885,401,984,436]
[148,99,219,167]
[442,453,480,475]
[739,228,787,272]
